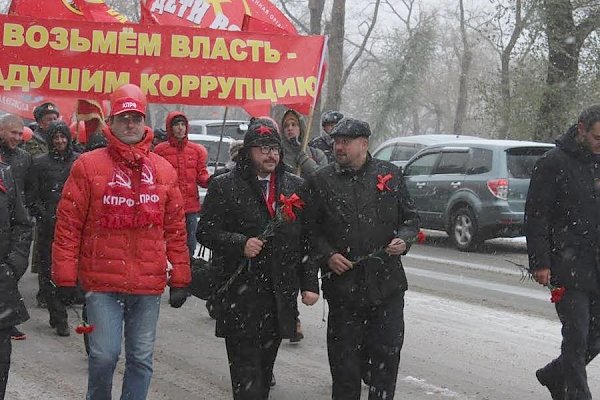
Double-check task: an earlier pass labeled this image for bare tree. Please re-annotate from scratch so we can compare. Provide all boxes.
[453,0,472,134]
[534,0,600,141]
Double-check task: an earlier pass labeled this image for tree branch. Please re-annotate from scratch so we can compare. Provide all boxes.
[277,0,310,34]
[575,7,600,48]
[340,0,381,89]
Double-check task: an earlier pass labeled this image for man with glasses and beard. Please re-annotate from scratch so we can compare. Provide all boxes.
[197,118,319,400]
[52,84,191,400]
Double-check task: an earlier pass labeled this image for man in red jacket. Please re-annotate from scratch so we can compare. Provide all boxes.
[52,84,191,400]
[154,112,209,258]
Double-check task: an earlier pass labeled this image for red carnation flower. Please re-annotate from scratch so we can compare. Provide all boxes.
[75,323,95,335]
[550,286,566,303]
[416,230,426,244]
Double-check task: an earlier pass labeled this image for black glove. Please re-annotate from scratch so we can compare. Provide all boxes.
[169,287,189,308]
[57,286,78,306]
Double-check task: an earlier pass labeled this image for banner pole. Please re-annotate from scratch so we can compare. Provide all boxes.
[214,107,229,171]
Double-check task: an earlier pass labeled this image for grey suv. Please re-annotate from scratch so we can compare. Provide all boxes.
[403,139,554,251]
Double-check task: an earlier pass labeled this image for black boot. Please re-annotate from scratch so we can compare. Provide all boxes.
[56,323,70,337]
[536,367,564,400]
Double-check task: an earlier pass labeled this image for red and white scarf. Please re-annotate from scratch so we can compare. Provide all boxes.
[99,126,162,229]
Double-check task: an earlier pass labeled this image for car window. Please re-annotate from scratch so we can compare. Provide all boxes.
[391,145,421,162]
[433,151,469,174]
[404,153,439,176]
[205,124,247,140]
[373,144,395,161]
[466,148,493,175]
[189,139,231,165]
[506,147,553,178]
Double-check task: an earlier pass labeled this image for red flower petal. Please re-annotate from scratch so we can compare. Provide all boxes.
[416,230,426,244]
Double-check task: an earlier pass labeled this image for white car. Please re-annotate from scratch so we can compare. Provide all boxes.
[188,119,248,141]
[188,133,236,204]
[372,134,480,168]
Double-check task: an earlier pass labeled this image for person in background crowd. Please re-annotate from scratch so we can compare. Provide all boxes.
[152,128,167,149]
[0,162,32,399]
[280,109,327,178]
[213,139,244,178]
[24,103,60,297]
[52,84,191,400]
[307,117,419,400]
[309,110,344,164]
[0,114,32,341]
[25,102,60,157]
[154,112,210,258]
[29,121,80,337]
[278,109,327,344]
[525,105,600,400]
[197,118,319,400]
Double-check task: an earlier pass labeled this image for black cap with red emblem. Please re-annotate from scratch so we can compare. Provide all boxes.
[243,118,281,148]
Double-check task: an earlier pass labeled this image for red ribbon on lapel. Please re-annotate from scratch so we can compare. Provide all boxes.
[279,193,305,222]
[376,174,393,192]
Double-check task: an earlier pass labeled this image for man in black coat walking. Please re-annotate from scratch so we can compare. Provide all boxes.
[306,117,419,400]
[526,105,600,400]
[0,161,32,399]
[29,121,80,337]
[197,118,319,400]
[0,115,32,341]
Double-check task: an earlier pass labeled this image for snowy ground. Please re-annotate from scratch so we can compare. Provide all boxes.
[6,267,599,399]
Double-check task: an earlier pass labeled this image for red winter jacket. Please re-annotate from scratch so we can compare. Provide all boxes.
[154,112,209,213]
[51,125,191,295]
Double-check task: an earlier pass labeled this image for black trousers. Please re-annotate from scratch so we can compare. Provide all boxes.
[538,289,600,400]
[0,328,12,400]
[225,333,282,400]
[37,231,67,326]
[327,291,405,400]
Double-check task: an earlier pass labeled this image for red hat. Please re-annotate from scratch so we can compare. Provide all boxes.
[110,84,147,117]
[110,97,146,117]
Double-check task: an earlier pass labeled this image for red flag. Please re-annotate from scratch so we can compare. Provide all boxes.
[0,91,76,124]
[8,0,126,22]
[141,0,297,34]
[241,14,289,34]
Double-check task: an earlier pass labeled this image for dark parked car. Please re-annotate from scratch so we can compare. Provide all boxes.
[373,134,479,168]
[403,139,554,251]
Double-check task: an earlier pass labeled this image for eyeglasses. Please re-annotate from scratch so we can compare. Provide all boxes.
[254,145,280,155]
[114,113,144,125]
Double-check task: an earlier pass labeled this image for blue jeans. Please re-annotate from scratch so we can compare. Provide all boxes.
[85,292,161,400]
[185,212,199,258]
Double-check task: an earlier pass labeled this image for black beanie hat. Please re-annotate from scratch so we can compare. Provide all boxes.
[243,118,281,148]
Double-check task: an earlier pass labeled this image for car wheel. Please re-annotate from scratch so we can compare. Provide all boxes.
[450,207,481,252]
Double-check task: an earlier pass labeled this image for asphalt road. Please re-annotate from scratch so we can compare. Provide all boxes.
[6,233,599,399]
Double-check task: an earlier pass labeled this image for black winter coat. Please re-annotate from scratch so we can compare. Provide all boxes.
[197,158,319,339]
[525,125,600,292]
[29,148,79,238]
[0,163,32,329]
[0,143,32,197]
[307,156,420,306]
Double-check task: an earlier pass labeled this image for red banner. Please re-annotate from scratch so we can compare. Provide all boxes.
[0,15,325,115]
[8,0,127,22]
[0,91,76,122]
[141,0,297,34]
